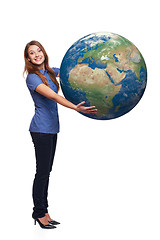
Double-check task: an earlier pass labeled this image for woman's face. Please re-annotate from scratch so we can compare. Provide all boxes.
[27,45,45,68]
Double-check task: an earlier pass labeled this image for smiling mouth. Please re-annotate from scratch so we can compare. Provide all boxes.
[35,58,42,61]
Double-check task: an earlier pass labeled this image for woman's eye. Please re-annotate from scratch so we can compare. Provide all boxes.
[38,49,41,52]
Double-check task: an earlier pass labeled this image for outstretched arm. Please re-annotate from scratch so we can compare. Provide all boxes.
[35,83,97,114]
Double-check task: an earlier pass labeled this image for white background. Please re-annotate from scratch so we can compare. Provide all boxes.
[0,0,159,239]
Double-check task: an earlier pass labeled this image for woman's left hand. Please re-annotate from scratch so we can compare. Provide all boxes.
[75,101,97,114]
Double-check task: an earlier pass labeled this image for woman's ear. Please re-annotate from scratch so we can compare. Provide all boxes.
[27,58,31,61]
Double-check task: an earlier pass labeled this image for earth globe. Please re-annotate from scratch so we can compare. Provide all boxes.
[59,32,147,120]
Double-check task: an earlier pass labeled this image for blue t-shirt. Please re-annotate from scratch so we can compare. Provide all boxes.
[26,67,60,134]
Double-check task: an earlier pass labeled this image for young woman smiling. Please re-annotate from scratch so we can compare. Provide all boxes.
[24,41,97,229]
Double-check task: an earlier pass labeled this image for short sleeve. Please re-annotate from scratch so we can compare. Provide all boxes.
[52,67,60,77]
[26,73,43,91]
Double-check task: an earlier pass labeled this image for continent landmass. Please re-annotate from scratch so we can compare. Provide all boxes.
[77,36,146,81]
[68,64,121,116]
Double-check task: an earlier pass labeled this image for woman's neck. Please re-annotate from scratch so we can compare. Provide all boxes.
[37,63,45,71]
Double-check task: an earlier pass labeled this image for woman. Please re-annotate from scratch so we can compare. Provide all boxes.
[24,40,97,229]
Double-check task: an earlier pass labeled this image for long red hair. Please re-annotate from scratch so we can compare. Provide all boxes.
[24,40,60,91]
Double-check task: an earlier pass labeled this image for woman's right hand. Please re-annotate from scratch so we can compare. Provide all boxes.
[75,101,97,114]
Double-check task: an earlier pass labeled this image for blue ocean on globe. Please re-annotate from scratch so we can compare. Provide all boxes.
[60,32,147,120]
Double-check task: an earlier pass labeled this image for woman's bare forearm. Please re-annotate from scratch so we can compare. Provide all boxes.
[52,93,77,110]
[35,83,77,110]
[35,83,97,114]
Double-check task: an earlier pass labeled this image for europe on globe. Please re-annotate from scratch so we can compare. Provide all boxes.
[60,32,147,120]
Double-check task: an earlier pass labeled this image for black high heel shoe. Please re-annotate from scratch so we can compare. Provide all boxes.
[34,218,56,229]
[49,219,60,225]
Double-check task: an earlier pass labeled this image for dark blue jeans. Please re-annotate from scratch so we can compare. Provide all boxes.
[30,132,57,219]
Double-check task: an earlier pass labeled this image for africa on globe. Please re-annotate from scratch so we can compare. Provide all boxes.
[60,32,147,120]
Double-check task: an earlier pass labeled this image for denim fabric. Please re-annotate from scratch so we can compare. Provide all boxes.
[30,132,57,219]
